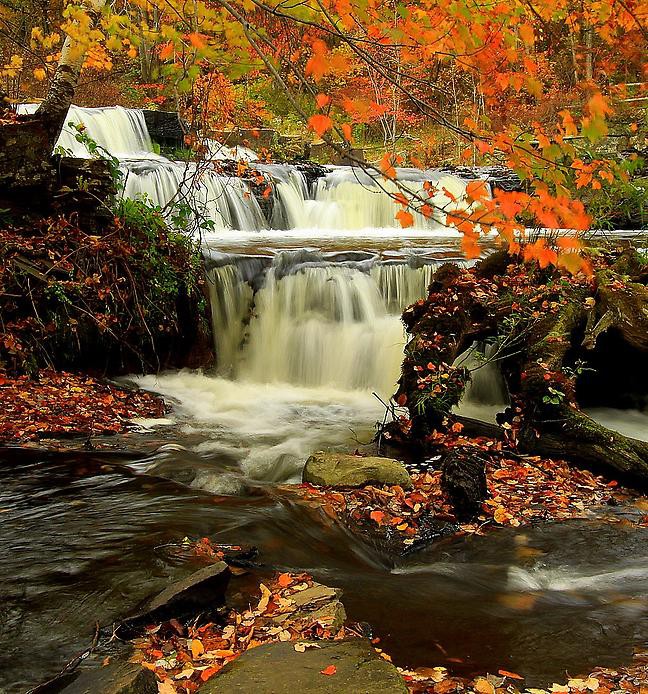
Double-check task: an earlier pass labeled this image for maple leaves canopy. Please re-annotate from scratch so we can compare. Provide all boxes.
[5,0,646,261]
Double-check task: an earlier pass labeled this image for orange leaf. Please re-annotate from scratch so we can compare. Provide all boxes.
[396,210,414,228]
[315,93,330,108]
[308,114,333,138]
[320,665,337,676]
[277,572,293,587]
[188,33,205,49]
[370,510,386,526]
[466,179,489,201]
[190,639,204,659]
[159,42,174,60]
[341,123,354,143]
[498,669,524,680]
[380,152,397,179]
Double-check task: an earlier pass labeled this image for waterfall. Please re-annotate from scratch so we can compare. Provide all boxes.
[206,253,442,396]
[454,341,510,422]
[18,104,152,156]
[121,157,267,232]
[18,103,479,235]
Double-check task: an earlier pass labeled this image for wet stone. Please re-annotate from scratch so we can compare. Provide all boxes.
[61,661,157,694]
[119,561,230,634]
[272,583,347,632]
[201,638,409,693]
[303,452,412,489]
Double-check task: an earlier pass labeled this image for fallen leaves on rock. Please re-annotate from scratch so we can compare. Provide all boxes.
[132,572,358,692]
[0,370,166,441]
[290,441,626,548]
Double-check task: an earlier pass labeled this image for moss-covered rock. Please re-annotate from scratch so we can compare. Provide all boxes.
[303,452,411,489]
[201,639,408,694]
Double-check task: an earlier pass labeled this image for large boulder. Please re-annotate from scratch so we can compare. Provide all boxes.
[201,639,408,693]
[61,661,157,694]
[303,452,411,489]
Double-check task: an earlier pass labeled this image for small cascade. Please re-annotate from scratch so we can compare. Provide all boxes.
[121,157,267,231]
[206,253,443,396]
[308,168,470,230]
[240,265,404,392]
[18,104,153,156]
[454,341,510,422]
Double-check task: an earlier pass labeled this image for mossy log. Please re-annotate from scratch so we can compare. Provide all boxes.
[512,260,648,480]
[393,249,648,488]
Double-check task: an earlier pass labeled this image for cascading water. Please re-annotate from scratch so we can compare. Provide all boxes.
[19,103,480,233]
[140,253,443,489]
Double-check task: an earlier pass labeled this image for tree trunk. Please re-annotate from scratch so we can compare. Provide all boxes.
[35,0,107,148]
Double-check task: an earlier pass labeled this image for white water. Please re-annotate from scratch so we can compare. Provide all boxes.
[25,104,644,491]
[20,103,479,234]
[149,255,442,490]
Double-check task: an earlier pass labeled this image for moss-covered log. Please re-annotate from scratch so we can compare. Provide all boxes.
[392,247,648,488]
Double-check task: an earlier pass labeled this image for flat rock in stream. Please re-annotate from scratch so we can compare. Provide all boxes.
[201,638,408,693]
[272,583,347,632]
[119,561,230,634]
[303,452,412,489]
[61,661,157,694]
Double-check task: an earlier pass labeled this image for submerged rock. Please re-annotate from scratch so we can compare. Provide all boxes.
[201,638,408,693]
[61,661,157,694]
[303,452,412,489]
[119,561,230,634]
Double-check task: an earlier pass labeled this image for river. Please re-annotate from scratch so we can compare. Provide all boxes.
[2,106,648,692]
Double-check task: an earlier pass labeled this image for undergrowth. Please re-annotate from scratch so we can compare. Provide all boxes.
[0,195,211,376]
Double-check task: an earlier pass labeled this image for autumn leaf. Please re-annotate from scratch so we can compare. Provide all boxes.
[320,665,337,676]
[396,210,414,228]
[33,67,46,81]
[308,114,333,138]
[498,669,524,680]
[341,123,354,143]
[474,678,496,694]
[276,573,293,587]
[257,583,272,612]
[370,510,386,525]
[190,639,204,659]
[315,93,331,109]
[158,42,174,60]
[379,152,397,179]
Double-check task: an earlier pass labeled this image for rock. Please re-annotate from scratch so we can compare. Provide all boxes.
[303,452,412,489]
[201,639,408,693]
[119,561,230,635]
[271,583,346,632]
[61,661,157,694]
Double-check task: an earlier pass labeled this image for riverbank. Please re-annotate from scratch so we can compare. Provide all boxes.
[0,370,167,442]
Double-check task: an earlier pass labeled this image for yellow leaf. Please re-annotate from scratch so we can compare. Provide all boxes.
[33,67,46,81]
[474,677,496,694]
[190,639,204,659]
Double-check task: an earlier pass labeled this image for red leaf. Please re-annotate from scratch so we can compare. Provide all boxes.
[498,669,524,680]
[320,665,337,676]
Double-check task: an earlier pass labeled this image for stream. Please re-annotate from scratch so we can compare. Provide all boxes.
[2,105,648,692]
